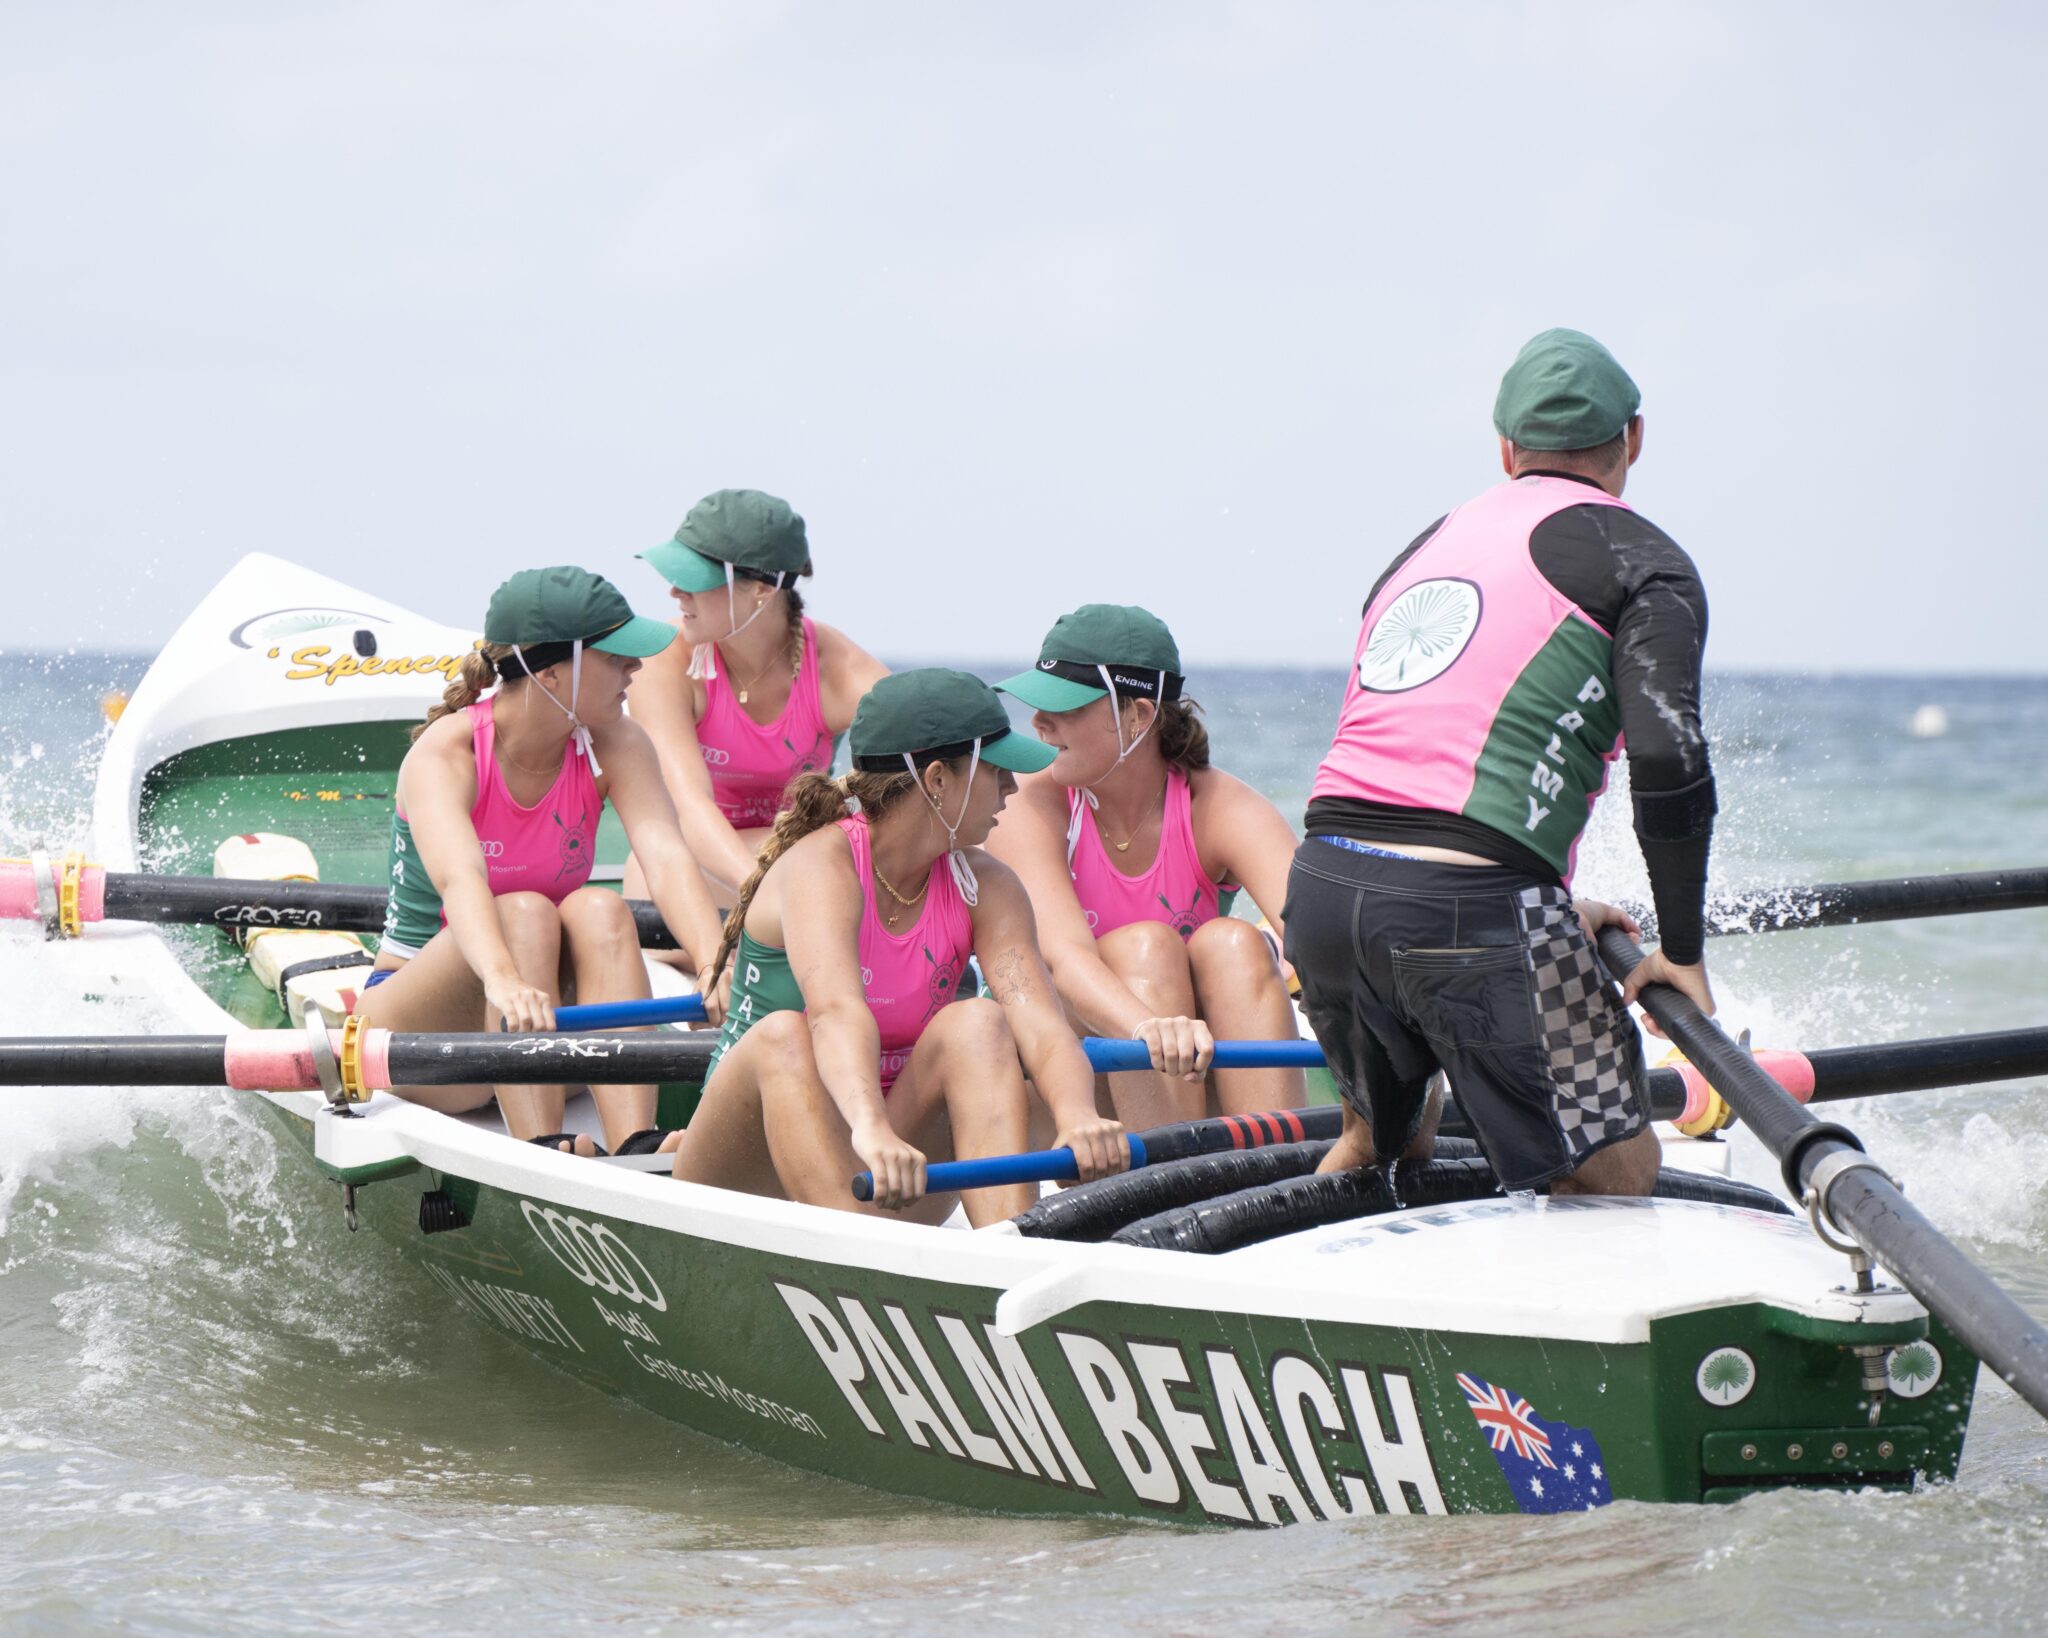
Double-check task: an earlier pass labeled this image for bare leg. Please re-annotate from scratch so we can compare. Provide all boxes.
[676,1002,1031,1227]
[1091,921,1202,1129]
[476,892,571,1143]
[556,886,657,1150]
[1314,1083,1444,1175]
[1549,1126,1661,1197]
[885,999,1034,1227]
[1186,917,1307,1115]
[351,930,495,1116]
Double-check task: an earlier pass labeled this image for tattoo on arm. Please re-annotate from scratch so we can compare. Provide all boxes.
[988,948,1034,1006]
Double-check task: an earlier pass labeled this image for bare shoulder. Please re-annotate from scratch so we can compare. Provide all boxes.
[396,710,478,808]
[1189,764,1283,812]
[812,619,888,691]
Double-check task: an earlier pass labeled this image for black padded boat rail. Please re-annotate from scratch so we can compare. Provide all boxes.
[1012,1136,1486,1241]
[1110,1162,1791,1255]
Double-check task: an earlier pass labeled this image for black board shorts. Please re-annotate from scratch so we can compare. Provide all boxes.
[1282,837,1648,1191]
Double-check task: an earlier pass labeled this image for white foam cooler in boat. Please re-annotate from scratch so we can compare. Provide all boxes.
[212,832,374,1022]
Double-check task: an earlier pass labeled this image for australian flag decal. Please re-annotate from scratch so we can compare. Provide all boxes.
[1457,1373,1612,1513]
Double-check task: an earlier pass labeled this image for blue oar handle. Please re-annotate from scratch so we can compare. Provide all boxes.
[550,994,707,1031]
[1081,1036,1327,1072]
[852,1133,1150,1201]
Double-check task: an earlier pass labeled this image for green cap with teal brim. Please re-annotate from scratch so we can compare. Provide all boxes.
[484,567,675,658]
[1492,328,1642,452]
[850,669,1057,775]
[995,604,1185,714]
[640,489,812,593]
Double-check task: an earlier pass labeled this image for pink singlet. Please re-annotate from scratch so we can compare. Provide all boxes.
[837,814,975,1089]
[1066,769,1231,942]
[380,694,602,955]
[696,616,837,827]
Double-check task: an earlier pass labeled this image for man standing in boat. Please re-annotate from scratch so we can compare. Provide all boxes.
[1287,329,1716,1197]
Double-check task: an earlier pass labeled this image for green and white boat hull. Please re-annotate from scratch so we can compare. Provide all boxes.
[73,552,1975,1523]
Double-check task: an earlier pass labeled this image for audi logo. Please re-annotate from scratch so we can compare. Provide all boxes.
[519,1201,668,1310]
[699,746,732,766]
[478,839,505,857]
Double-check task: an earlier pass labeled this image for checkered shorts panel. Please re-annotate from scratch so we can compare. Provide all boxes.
[1516,886,1646,1159]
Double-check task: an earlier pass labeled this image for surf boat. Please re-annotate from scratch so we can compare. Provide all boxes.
[35,552,1980,1522]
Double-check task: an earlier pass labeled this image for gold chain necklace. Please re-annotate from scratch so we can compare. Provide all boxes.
[870,858,929,929]
[1101,778,1168,853]
[721,626,803,707]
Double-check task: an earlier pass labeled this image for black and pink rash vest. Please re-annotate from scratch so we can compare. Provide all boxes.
[1307,472,1716,964]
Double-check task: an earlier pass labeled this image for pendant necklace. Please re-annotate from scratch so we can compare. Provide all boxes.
[1104,779,1167,853]
[871,858,929,929]
[723,627,803,707]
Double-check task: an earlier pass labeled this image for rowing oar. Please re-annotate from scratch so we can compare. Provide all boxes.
[1686,865,2048,938]
[0,1028,719,1094]
[1595,925,2048,1421]
[0,855,682,950]
[551,995,706,1030]
[854,1023,2048,1198]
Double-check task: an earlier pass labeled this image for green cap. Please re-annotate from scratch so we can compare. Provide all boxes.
[850,669,1056,775]
[994,604,1184,714]
[483,567,675,658]
[639,489,812,593]
[1492,328,1642,451]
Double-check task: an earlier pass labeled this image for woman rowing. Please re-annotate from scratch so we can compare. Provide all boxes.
[357,567,729,1155]
[626,489,887,912]
[672,670,1127,1226]
[987,605,1305,1127]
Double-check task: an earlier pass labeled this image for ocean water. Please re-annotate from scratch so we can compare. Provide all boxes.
[2,651,2046,1635]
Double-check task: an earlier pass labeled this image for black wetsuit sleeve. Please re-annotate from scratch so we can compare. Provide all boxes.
[1530,502,1716,963]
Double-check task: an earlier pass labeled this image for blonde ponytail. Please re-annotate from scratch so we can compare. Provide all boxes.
[708,766,920,988]
[412,643,512,744]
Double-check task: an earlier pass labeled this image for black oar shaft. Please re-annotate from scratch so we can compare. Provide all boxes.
[99,873,681,949]
[0,1038,230,1085]
[1706,866,2048,937]
[1597,927,2048,1420]
[382,1033,717,1085]
[1807,1026,2048,1100]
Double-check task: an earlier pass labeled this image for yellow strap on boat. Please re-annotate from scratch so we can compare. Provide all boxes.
[57,852,89,938]
[338,1013,372,1104]
[1657,1044,1735,1136]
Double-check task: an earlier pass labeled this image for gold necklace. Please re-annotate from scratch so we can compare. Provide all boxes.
[870,857,929,928]
[1102,779,1167,853]
[722,627,803,707]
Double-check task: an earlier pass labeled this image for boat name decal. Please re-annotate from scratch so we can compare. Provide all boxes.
[275,642,483,686]
[777,1284,1447,1522]
[520,1201,668,1310]
[422,1261,586,1352]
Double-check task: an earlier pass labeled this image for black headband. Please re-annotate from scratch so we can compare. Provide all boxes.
[502,623,626,676]
[851,727,1011,774]
[1035,658,1184,702]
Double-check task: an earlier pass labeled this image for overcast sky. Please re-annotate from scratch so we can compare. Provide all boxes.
[3,1,2042,672]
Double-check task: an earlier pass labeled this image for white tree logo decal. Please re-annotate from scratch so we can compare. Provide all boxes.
[1695,1347,1756,1406]
[1359,578,1482,692]
[1887,1341,1942,1398]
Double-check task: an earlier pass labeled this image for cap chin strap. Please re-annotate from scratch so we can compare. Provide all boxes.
[512,639,602,777]
[687,564,789,683]
[905,742,982,907]
[1078,662,1165,813]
